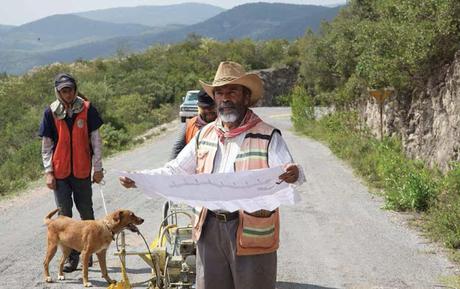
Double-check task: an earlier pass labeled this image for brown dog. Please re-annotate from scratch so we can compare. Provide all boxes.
[43,208,144,287]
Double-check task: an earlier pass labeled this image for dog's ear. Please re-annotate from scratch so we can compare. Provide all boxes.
[113,210,123,223]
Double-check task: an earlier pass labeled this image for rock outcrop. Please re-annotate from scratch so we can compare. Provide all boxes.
[253,65,298,106]
[360,52,460,172]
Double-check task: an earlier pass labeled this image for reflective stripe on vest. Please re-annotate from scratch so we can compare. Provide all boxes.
[195,122,280,174]
[52,101,91,179]
[192,121,280,244]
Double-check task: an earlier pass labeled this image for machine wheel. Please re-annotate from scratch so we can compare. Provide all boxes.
[181,117,186,123]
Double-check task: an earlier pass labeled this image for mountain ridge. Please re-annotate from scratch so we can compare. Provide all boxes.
[0,3,342,74]
[75,3,225,27]
[0,24,14,32]
[0,14,153,51]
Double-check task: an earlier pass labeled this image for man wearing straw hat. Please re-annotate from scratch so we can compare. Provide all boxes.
[120,61,304,289]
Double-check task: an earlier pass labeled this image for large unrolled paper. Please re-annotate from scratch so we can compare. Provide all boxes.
[119,166,300,212]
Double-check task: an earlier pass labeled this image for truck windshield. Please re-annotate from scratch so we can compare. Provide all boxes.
[185,92,198,102]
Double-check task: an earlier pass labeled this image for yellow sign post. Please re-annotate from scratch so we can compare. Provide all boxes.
[367,87,395,140]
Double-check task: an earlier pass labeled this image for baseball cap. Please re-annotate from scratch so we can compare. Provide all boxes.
[197,90,215,108]
[54,73,76,91]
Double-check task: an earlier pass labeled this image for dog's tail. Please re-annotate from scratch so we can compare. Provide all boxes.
[44,208,60,225]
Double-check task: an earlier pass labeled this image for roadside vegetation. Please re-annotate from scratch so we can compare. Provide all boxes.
[0,36,291,196]
[290,0,460,262]
[293,108,460,262]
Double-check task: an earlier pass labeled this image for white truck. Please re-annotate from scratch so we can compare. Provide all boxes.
[179,90,199,122]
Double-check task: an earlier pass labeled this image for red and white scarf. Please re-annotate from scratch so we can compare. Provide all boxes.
[214,109,261,143]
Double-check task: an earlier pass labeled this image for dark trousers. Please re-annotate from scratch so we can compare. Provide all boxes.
[196,215,277,289]
[54,175,94,220]
[54,175,94,258]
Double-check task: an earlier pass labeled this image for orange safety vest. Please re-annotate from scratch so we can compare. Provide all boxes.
[185,116,200,144]
[192,121,281,255]
[52,101,92,180]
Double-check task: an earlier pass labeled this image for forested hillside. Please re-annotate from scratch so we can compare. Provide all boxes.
[173,3,341,41]
[0,3,339,75]
[0,37,292,195]
[292,0,460,105]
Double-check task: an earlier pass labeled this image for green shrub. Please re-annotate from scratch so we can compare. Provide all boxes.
[384,169,438,211]
[0,141,42,195]
[295,0,460,105]
[427,193,460,249]
[295,110,440,212]
[290,85,314,129]
[273,93,291,106]
[444,162,460,193]
[426,164,460,248]
[99,123,131,154]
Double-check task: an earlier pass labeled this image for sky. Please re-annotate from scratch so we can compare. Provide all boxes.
[0,0,346,26]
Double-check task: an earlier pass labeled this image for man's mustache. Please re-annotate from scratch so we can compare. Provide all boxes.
[219,103,236,110]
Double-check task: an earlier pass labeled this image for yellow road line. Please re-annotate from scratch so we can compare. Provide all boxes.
[269,113,291,119]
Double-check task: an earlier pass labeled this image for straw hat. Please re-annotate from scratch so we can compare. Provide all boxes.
[199,61,263,106]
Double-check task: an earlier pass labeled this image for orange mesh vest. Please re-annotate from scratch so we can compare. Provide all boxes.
[192,121,281,255]
[52,101,91,179]
[185,116,200,144]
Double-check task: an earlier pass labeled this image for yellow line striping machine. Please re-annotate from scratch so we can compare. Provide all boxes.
[108,201,196,289]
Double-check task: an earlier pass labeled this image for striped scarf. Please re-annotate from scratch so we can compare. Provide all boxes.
[214,109,262,143]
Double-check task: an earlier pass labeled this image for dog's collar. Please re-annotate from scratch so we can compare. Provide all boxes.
[103,220,116,241]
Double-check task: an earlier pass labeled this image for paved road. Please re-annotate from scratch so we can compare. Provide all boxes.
[0,107,457,289]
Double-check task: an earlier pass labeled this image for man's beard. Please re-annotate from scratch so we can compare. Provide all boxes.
[219,111,239,123]
[218,103,241,123]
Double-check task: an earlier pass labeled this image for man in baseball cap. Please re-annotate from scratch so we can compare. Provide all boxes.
[39,73,104,272]
[170,90,217,159]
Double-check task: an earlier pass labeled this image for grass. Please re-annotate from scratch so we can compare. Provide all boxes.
[439,275,460,289]
[294,111,460,261]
